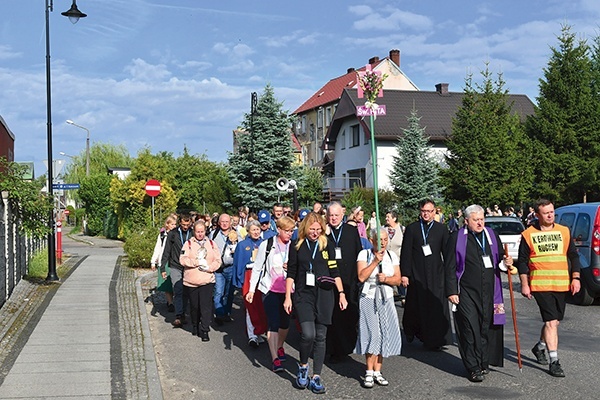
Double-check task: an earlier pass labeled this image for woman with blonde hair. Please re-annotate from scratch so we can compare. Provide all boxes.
[284,212,347,394]
[150,214,178,312]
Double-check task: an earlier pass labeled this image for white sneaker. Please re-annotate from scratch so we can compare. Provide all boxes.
[363,375,374,388]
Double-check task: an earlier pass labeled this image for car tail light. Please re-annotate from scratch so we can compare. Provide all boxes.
[593,208,600,255]
[593,268,600,278]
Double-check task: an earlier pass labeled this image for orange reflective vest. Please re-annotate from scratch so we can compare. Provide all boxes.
[522,224,571,292]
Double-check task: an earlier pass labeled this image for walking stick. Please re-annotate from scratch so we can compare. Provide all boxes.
[504,244,523,372]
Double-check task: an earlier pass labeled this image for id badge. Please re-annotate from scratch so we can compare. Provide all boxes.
[422,244,432,257]
[306,272,315,286]
[482,255,493,269]
[335,247,342,259]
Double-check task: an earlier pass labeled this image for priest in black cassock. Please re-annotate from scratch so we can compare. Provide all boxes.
[400,199,452,350]
[325,202,362,362]
[445,205,510,382]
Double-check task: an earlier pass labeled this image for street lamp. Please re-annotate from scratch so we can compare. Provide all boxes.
[65,119,90,176]
[45,0,87,282]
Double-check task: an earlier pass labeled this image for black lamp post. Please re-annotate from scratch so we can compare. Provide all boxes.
[45,0,87,282]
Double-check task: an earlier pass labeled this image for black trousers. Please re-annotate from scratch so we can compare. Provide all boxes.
[185,283,214,333]
[299,321,328,375]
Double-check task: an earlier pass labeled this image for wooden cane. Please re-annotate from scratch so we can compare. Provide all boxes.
[504,244,523,372]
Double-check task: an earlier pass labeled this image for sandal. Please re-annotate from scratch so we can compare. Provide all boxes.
[374,374,389,386]
[363,375,374,388]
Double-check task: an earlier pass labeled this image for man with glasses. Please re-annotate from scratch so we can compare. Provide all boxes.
[400,199,452,350]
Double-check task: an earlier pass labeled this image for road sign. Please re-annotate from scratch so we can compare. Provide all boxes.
[145,179,161,197]
[52,183,80,190]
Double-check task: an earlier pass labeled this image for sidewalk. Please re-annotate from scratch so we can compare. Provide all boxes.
[0,233,162,399]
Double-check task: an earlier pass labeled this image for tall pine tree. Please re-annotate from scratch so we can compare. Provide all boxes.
[525,25,600,203]
[389,107,441,220]
[228,84,293,210]
[442,64,532,208]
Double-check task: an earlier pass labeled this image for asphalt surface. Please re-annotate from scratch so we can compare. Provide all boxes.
[1,233,599,399]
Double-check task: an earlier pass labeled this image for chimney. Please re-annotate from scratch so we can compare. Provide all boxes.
[347,67,355,74]
[368,56,380,65]
[435,83,449,95]
[389,49,400,67]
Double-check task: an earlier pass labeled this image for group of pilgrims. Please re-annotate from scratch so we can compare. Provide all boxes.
[149,198,573,394]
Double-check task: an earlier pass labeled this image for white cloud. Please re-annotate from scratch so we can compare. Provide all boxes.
[232,43,254,58]
[348,5,373,17]
[123,58,172,81]
[352,7,433,32]
[0,45,21,60]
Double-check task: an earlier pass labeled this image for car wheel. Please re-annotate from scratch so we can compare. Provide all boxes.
[571,285,595,306]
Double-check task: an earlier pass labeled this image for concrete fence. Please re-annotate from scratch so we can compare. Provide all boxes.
[0,196,44,308]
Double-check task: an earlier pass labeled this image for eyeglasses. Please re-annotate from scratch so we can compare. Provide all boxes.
[420,209,435,213]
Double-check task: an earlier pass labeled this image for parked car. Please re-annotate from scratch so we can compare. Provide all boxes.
[484,216,525,261]
[554,202,600,306]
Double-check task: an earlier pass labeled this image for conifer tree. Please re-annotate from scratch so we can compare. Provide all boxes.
[389,108,441,219]
[525,25,599,203]
[442,64,532,208]
[228,84,294,210]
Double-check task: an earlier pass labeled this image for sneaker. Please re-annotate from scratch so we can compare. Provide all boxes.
[309,375,326,394]
[296,364,309,389]
[549,360,565,377]
[374,374,389,386]
[248,337,259,348]
[277,347,286,361]
[272,358,284,373]
[468,370,484,383]
[531,345,549,365]
[363,375,374,389]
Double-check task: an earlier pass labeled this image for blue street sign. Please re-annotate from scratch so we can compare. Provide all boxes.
[52,183,81,190]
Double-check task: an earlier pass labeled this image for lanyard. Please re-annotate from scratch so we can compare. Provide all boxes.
[471,231,487,256]
[420,219,433,245]
[305,240,319,272]
[179,228,190,245]
[220,231,230,245]
[276,241,289,264]
[330,224,343,246]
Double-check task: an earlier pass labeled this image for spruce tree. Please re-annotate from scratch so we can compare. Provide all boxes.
[525,25,599,203]
[228,84,294,210]
[442,64,532,208]
[389,107,441,219]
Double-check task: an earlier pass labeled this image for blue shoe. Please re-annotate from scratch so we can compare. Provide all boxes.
[296,364,309,389]
[310,375,326,394]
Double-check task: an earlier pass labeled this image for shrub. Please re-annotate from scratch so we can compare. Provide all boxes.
[123,224,158,268]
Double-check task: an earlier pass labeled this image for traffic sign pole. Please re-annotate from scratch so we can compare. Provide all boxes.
[145,179,162,226]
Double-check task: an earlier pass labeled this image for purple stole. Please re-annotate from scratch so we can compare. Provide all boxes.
[455,227,506,325]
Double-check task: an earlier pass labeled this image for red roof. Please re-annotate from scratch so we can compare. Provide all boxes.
[291,133,302,152]
[292,59,385,115]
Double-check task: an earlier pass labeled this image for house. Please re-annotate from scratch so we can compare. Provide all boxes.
[322,85,535,199]
[0,115,15,163]
[292,49,418,168]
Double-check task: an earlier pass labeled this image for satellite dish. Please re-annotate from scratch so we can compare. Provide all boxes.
[276,177,289,191]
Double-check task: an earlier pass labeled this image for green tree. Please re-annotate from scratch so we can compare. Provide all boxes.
[288,165,324,209]
[228,84,294,210]
[110,148,178,239]
[172,146,236,214]
[0,158,52,238]
[442,65,532,208]
[389,108,442,220]
[78,173,113,236]
[525,25,600,203]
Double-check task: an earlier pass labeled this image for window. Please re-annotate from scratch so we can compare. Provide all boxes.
[573,214,591,242]
[325,107,332,126]
[317,108,323,129]
[310,124,315,141]
[340,131,346,149]
[301,115,307,134]
[351,125,360,147]
[347,168,365,188]
[558,213,576,231]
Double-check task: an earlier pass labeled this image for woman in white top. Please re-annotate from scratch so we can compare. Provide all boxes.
[246,216,295,373]
[150,214,177,312]
[355,228,402,389]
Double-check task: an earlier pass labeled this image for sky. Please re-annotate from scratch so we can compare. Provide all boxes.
[1,0,600,178]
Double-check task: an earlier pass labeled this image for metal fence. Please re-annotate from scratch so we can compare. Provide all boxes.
[0,196,44,308]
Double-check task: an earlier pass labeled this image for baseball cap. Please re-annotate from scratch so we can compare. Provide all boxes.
[298,209,309,221]
[258,210,271,223]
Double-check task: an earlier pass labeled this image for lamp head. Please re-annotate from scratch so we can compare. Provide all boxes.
[66,119,74,125]
[61,1,87,24]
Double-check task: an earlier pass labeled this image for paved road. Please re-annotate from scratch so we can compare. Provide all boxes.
[142,276,600,399]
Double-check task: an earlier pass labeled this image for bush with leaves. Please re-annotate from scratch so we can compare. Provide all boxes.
[0,157,53,238]
[122,223,159,268]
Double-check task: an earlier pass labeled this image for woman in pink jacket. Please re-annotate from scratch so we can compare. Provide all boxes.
[180,220,222,341]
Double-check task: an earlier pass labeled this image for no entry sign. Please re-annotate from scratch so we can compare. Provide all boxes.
[145,179,161,197]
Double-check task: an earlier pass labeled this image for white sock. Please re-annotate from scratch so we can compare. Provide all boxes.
[373,371,382,377]
[366,370,374,377]
[549,350,558,363]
